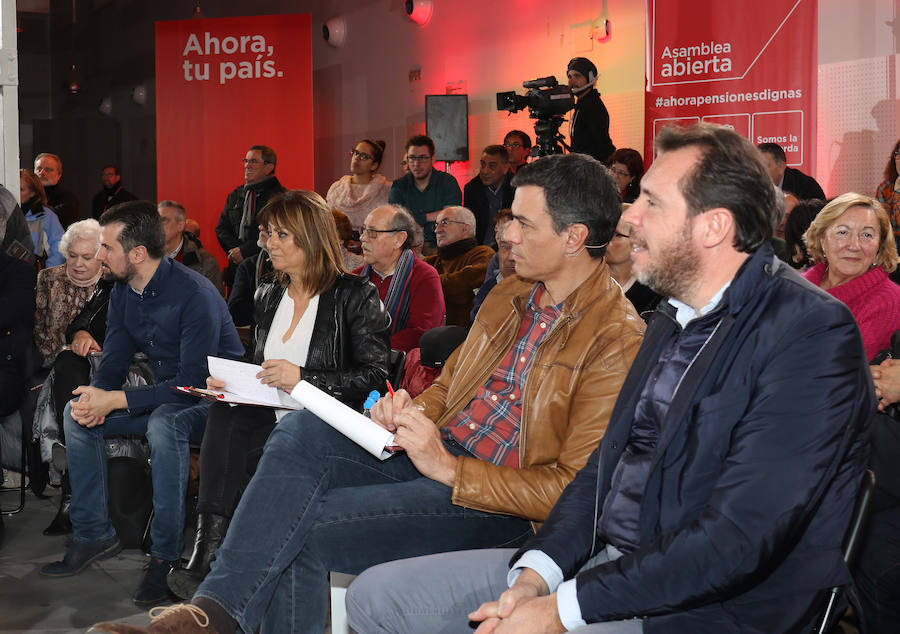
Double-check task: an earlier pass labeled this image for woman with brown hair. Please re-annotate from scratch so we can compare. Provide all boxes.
[608,148,645,204]
[326,139,392,230]
[166,190,391,602]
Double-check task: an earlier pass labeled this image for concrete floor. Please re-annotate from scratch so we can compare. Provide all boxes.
[0,486,154,633]
[0,481,860,634]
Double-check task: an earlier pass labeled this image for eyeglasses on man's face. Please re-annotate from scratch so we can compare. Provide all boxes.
[242,158,269,165]
[360,226,401,238]
[435,218,468,229]
[406,154,432,163]
[504,142,523,149]
[350,149,374,161]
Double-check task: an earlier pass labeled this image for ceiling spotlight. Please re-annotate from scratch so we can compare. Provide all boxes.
[132,84,148,105]
[405,0,433,27]
[323,16,347,47]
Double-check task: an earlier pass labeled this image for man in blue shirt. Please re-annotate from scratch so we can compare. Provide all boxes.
[41,201,243,607]
[389,134,462,249]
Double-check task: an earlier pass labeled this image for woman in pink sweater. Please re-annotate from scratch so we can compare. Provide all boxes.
[803,192,900,360]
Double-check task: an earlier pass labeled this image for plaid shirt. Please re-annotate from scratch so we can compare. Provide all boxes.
[444,283,563,466]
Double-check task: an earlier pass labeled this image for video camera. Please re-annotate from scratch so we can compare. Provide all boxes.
[496,76,575,156]
[496,76,574,118]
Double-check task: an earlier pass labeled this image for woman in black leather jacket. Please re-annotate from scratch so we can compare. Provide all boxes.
[168,190,390,600]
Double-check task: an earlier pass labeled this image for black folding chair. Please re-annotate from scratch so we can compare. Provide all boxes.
[814,468,876,634]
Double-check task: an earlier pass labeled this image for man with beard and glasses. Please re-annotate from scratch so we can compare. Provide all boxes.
[346,123,874,634]
[41,201,243,608]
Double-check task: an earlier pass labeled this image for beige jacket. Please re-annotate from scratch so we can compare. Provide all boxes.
[416,259,645,528]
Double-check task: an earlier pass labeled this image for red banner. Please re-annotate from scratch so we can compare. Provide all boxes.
[645,0,817,173]
[155,14,314,266]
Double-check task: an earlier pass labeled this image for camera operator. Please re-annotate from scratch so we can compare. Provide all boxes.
[567,56,615,163]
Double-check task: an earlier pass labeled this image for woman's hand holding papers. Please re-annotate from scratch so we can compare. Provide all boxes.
[257,359,302,391]
[206,376,226,390]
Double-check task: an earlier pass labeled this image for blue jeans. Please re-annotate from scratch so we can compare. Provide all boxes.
[195,410,533,634]
[64,400,208,561]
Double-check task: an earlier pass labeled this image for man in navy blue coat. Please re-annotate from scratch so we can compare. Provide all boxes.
[346,124,874,634]
[41,201,243,607]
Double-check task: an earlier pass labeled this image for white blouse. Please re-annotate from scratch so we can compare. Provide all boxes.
[264,291,320,419]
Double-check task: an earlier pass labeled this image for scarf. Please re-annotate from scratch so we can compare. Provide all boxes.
[239,176,279,240]
[364,249,415,335]
[66,266,102,288]
[239,187,256,241]
[327,174,392,229]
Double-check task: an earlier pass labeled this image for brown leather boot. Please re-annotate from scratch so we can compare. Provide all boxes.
[88,604,217,633]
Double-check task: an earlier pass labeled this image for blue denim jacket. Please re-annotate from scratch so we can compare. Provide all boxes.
[92,257,243,413]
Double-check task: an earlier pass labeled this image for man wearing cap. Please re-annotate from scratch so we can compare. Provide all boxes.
[567,57,616,163]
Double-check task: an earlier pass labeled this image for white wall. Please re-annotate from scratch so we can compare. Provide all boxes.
[303,0,897,199]
[307,0,645,193]
[817,0,900,197]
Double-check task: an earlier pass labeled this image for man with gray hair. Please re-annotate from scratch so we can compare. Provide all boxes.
[215,145,284,289]
[35,152,82,227]
[158,200,223,295]
[355,204,444,351]
[426,205,495,328]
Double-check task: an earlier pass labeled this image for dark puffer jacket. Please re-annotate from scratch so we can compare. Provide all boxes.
[251,273,391,410]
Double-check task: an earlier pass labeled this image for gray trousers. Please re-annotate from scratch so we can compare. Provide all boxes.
[346,547,644,634]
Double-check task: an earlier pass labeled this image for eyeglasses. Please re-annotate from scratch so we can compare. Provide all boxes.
[504,142,523,149]
[242,158,270,165]
[406,154,432,163]
[894,151,900,158]
[829,227,878,245]
[610,168,631,179]
[436,218,468,228]
[350,149,374,161]
[360,226,401,238]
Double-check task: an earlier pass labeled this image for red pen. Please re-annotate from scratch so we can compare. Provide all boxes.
[386,380,395,398]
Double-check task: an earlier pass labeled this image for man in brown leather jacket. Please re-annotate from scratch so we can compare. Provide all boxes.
[89,153,645,634]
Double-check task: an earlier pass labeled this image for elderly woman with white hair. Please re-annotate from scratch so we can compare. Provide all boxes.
[33,219,103,367]
[803,192,900,360]
[33,218,115,534]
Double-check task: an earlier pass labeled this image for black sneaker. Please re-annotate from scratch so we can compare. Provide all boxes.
[40,535,122,577]
[133,557,178,606]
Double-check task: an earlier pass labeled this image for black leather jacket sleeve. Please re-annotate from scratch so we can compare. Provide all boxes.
[65,279,113,343]
[304,276,391,407]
